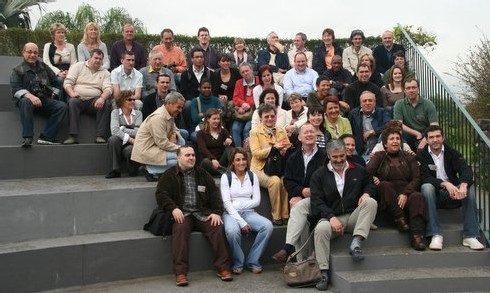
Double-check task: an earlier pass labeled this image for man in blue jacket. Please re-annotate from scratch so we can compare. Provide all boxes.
[348,90,390,161]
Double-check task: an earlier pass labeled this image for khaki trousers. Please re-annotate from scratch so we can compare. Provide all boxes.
[314,197,377,270]
[255,169,289,221]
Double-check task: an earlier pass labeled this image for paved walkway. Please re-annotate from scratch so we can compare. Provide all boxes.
[44,265,338,293]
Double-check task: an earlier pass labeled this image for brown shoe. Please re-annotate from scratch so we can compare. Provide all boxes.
[411,234,427,251]
[271,249,289,263]
[217,270,233,281]
[175,274,188,286]
[394,217,410,232]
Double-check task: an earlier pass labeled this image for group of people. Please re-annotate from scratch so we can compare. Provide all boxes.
[9,23,485,290]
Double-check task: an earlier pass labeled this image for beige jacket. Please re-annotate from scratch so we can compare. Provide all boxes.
[130,106,181,165]
[250,123,290,171]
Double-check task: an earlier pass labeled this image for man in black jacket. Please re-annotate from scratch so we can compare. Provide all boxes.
[155,145,232,286]
[417,125,484,251]
[310,139,377,291]
[271,123,327,263]
[10,42,67,147]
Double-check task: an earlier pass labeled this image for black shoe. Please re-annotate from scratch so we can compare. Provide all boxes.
[349,247,365,262]
[128,166,138,177]
[21,137,33,148]
[141,167,159,182]
[37,135,60,145]
[105,170,121,179]
[315,272,329,291]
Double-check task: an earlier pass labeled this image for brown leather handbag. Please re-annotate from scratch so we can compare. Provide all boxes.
[283,231,321,287]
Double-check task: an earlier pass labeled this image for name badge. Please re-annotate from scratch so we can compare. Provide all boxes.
[428,164,437,171]
[197,185,206,192]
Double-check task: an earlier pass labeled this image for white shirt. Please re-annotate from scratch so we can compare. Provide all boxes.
[192,65,205,83]
[429,145,449,181]
[110,65,143,90]
[302,145,318,175]
[220,171,260,228]
[327,161,349,197]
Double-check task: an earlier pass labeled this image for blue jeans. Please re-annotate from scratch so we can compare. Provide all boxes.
[421,183,480,238]
[231,120,251,147]
[19,96,67,139]
[223,211,273,270]
[146,136,185,175]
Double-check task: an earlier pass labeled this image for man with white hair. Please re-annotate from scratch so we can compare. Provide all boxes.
[257,31,289,85]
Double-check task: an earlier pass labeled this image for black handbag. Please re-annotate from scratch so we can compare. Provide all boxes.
[264,147,286,176]
[143,208,172,236]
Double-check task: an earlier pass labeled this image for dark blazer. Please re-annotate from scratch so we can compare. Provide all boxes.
[257,48,289,73]
[312,42,343,74]
[283,147,327,199]
[156,165,224,216]
[416,143,474,187]
[310,162,375,220]
[180,66,211,100]
[348,106,390,154]
[372,43,405,75]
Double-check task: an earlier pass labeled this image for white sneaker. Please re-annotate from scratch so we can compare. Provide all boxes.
[429,235,443,250]
[462,237,485,250]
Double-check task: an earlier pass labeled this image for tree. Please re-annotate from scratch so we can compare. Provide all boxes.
[34,10,73,31]
[393,25,437,48]
[0,0,55,29]
[454,35,490,120]
[35,3,146,34]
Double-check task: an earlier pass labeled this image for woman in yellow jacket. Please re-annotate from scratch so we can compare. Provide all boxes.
[250,103,292,225]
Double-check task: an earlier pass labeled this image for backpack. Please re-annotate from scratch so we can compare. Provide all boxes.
[225,170,254,187]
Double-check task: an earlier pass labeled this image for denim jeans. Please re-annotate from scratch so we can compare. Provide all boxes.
[18,96,67,139]
[231,120,251,147]
[223,211,273,270]
[421,183,480,238]
[146,136,185,175]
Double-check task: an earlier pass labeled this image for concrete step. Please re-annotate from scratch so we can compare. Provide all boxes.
[0,228,286,293]
[0,111,110,147]
[0,56,23,84]
[0,144,110,179]
[333,265,490,293]
[0,176,156,243]
[0,176,275,243]
[330,245,490,272]
[0,84,16,111]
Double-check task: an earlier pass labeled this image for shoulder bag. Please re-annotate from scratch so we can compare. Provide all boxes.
[283,230,321,287]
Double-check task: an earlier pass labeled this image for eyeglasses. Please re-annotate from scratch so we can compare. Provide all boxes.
[126,98,136,102]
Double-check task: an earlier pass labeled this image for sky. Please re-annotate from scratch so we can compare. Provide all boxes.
[29,0,490,95]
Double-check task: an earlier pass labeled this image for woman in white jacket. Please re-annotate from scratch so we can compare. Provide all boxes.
[220,148,273,275]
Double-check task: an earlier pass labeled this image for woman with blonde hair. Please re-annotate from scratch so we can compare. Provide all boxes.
[43,23,77,80]
[231,37,256,69]
[77,22,110,69]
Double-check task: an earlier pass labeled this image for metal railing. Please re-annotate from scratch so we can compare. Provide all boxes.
[398,24,490,243]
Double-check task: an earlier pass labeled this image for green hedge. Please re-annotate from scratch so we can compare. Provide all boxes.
[0,28,381,58]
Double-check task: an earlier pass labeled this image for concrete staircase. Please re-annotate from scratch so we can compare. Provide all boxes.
[0,56,489,293]
[330,212,490,292]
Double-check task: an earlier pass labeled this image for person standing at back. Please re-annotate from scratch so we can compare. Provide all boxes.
[372,30,405,76]
[187,27,219,71]
[110,24,146,71]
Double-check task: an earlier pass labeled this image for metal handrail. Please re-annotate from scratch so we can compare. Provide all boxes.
[397,23,490,243]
